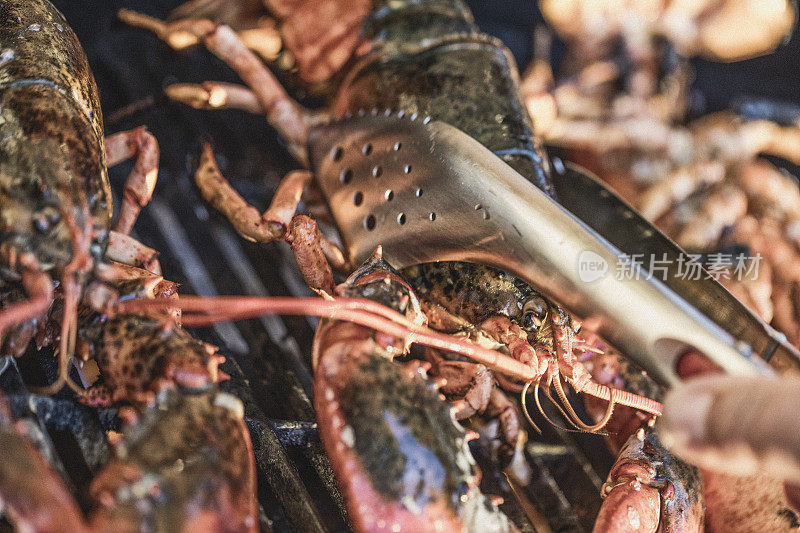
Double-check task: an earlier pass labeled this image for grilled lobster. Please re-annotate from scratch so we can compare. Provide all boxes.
[0,0,163,395]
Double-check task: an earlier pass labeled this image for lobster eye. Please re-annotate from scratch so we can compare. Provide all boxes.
[521,296,548,331]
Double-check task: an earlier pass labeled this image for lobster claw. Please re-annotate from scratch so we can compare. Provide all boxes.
[314,337,516,533]
[314,251,516,533]
[595,428,704,533]
[90,388,257,532]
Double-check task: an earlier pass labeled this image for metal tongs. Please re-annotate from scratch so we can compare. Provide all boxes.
[307,113,800,387]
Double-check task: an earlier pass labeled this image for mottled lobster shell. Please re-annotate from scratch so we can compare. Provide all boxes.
[0,0,110,275]
[314,252,516,533]
[333,0,553,197]
[90,387,258,532]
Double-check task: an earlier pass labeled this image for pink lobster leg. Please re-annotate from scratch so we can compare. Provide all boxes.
[480,314,663,419]
[194,144,345,292]
[285,214,337,294]
[0,254,53,339]
[165,82,262,114]
[118,11,308,161]
[105,230,161,274]
[105,127,160,235]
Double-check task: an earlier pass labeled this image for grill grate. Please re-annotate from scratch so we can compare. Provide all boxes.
[1,2,620,531]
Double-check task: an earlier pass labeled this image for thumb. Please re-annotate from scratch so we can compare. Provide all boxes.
[657,375,800,484]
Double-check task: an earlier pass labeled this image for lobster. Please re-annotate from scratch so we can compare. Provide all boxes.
[0,385,257,532]
[120,0,660,409]
[0,5,261,527]
[115,0,685,531]
[0,0,164,396]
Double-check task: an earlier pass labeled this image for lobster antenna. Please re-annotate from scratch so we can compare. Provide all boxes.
[520,381,542,434]
[539,381,584,432]
[551,375,615,433]
[121,296,663,416]
[588,387,616,431]
[27,207,88,397]
[118,295,544,382]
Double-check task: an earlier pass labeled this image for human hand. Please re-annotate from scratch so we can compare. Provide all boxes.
[658,374,800,485]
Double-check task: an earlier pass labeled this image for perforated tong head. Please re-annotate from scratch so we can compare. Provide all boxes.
[308,114,798,387]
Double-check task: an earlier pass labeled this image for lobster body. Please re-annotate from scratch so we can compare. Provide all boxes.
[333,0,553,196]
[0,0,110,275]
[403,262,557,339]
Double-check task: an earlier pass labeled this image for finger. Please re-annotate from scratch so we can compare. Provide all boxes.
[658,375,800,484]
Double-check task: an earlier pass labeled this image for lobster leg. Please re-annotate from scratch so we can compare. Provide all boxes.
[105,127,160,235]
[118,8,280,60]
[431,357,494,418]
[119,11,308,161]
[264,170,314,235]
[285,214,336,294]
[0,258,52,358]
[106,230,161,274]
[165,0,266,31]
[88,262,178,323]
[195,143,280,242]
[195,144,345,278]
[166,82,262,114]
[480,315,549,375]
[0,254,53,339]
[485,386,521,464]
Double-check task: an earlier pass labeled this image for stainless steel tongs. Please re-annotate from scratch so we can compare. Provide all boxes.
[307,113,800,387]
